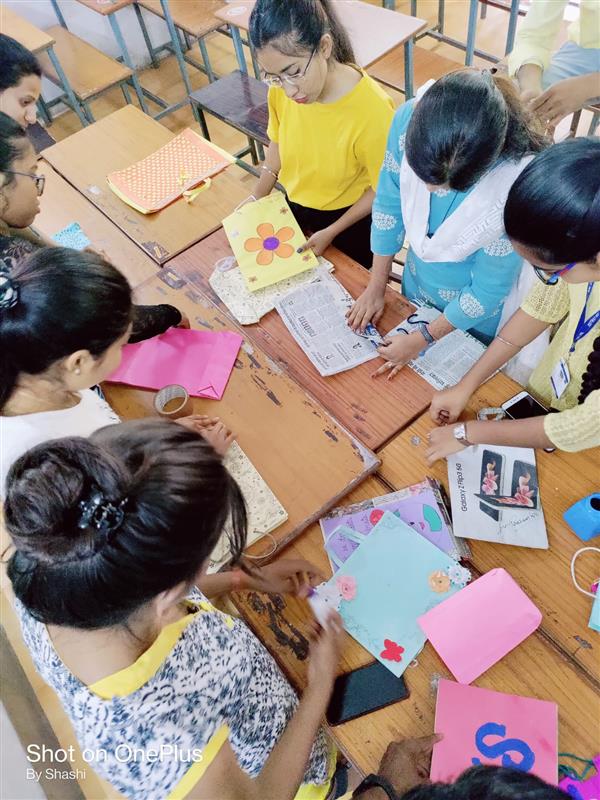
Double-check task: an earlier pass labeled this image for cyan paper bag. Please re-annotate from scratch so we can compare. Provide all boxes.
[319,512,471,677]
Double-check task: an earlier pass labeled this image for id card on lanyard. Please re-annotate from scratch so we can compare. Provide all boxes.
[552,282,600,399]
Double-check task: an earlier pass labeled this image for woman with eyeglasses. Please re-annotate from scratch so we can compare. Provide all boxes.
[0,112,187,343]
[427,137,600,461]
[248,0,394,268]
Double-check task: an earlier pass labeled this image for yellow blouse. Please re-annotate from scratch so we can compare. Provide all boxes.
[267,69,394,211]
[521,279,600,452]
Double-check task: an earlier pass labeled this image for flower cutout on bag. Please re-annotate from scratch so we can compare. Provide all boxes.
[380,639,404,662]
[244,223,295,266]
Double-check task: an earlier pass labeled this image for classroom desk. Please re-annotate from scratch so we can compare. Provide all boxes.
[377,372,600,686]
[162,229,435,450]
[214,1,427,97]
[232,478,600,777]
[42,105,249,265]
[103,273,379,558]
[33,164,157,289]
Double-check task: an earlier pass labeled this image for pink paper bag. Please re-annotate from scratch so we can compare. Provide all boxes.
[431,680,558,785]
[418,568,541,684]
[107,327,243,400]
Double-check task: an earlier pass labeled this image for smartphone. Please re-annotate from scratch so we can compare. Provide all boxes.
[326,662,409,726]
[501,391,555,453]
[479,449,504,520]
[510,460,539,509]
[475,494,536,510]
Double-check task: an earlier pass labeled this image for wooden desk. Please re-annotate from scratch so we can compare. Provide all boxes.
[33,164,157,289]
[1,7,55,54]
[103,273,379,558]
[232,478,600,775]
[214,1,426,69]
[163,229,434,449]
[377,373,600,686]
[42,105,249,264]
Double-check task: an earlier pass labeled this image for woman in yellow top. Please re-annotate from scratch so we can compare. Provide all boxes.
[248,0,394,268]
[427,137,600,460]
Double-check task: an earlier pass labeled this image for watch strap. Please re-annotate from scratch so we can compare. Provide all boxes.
[417,322,435,346]
[353,774,399,800]
[454,422,475,448]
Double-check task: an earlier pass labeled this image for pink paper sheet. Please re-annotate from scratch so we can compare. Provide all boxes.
[559,755,600,799]
[418,568,541,684]
[431,680,558,785]
[107,327,243,399]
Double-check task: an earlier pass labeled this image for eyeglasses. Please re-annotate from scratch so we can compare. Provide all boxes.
[261,47,317,88]
[533,262,576,285]
[4,170,46,196]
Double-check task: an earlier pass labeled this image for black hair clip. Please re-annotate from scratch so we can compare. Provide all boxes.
[78,491,127,535]
[0,269,19,310]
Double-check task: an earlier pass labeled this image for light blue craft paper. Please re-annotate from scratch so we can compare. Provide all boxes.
[52,222,91,251]
[323,512,469,677]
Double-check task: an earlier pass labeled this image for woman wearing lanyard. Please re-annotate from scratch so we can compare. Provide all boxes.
[426,137,600,460]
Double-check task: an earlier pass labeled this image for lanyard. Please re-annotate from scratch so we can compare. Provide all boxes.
[570,282,600,353]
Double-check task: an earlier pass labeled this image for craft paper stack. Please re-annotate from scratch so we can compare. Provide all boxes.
[222,191,318,291]
[209,256,335,326]
[316,512,471,677]
[208,442,288,570]
[107,129,234,214]
[319,478,469,570]
[431,680,558,785]
[107,327,243,400]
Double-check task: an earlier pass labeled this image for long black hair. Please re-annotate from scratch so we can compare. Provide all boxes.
[402,765,567,799]
[0,247,132,410]
[406,68,547,191]
[580,334,600,404]
[0,112,29,187]
[505,137,600,265]
[249,0,355,64]
[0,35,41,92]
[5,419,248,629]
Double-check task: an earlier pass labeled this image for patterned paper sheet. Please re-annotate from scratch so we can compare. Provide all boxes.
[107,128,234,214]
[51,222,91,251]
[209,256,335,325]
[209,442,288,569]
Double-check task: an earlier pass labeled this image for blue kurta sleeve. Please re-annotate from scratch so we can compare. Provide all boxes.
[370,102,415,257]
[443,234,524,331]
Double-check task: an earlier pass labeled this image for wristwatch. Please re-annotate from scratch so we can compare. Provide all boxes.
[353,774,399,800]
[453,422,475,447]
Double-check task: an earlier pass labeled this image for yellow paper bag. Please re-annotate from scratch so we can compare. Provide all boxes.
[223,192,318,291]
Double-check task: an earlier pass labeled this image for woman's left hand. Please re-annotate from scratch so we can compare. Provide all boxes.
[249,559,325,596]
[426,426,465,465]
[297,226,335,257]
[372,332,425,380]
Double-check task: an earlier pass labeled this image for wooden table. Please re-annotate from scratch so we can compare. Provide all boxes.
[42,105,249,264]
[162,229,435,449]
[232,478,600,776]
[377,372,600,686]
[214,0,427,97]
[33,164,157,289]
[103,273,379,558]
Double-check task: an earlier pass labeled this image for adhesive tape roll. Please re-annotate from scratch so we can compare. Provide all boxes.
[154,384,192,419]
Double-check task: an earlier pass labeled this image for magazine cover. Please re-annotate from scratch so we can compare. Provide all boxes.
[447,446,548,548]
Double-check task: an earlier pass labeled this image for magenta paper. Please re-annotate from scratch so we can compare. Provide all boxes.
[107,327,243,399]
[431,680,558,785]
[559,755,600,799]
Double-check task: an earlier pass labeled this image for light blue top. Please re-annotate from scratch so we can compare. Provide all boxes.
[370,101,523,343]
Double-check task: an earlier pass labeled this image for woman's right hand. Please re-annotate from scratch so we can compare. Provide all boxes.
[429,383,472,425]
[346,286,386,332]
[307,612,344,693]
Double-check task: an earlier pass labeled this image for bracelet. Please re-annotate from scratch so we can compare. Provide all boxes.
[495,335,519,348]
[260,165,279,180]
[417,322,436,346]
[354,774,399,800]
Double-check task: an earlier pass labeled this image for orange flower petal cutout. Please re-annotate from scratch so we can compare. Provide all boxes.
[257,249,274,266]
[275,243,294,259]
[257,222,275,239]
[276,226,294,243]
[244,237,263,252]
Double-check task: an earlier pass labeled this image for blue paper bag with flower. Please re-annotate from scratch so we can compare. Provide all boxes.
[317,511,471,677]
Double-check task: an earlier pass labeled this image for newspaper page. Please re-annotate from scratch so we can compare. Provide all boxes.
[385,305,486,390]
[276,273,379,376]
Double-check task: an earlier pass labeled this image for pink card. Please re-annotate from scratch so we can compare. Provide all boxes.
[107,327,243,400]
[418,568,541,684]
[559,755,600,799]
[431,680,558,785]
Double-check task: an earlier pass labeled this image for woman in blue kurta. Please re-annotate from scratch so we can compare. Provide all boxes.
[348,69,548,380]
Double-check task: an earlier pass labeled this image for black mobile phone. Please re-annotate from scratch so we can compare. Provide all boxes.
[479,449,504,520]
[510,461,539,509]
[502,392,556,453]
[326,662,409,726]
[475,494,536,510]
